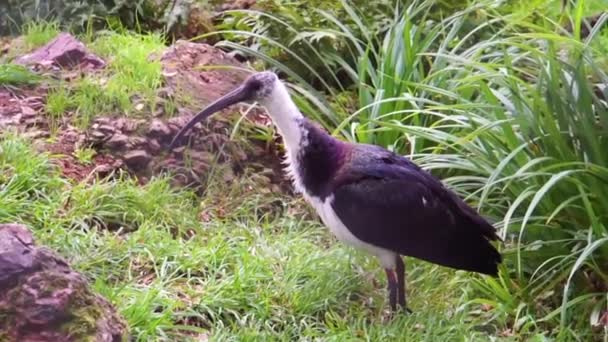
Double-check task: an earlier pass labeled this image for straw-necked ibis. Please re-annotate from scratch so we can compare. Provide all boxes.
[170,71,502,312]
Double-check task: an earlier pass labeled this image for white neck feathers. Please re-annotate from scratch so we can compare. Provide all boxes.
[260,82,306,156]
[260,81,308,194]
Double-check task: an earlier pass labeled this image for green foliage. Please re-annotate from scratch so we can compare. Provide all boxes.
[90,30,165,94]
[352,8,608,338]
[22,21,60,49]
[0,134,65,222]
[1,0,140,34]
[215,0,399,87]
[218,0,608,338]
[0,64,40,86]
[0,0,219,38]
[41,30,166,127]
[72,147,96,165]
[45,86,70,134]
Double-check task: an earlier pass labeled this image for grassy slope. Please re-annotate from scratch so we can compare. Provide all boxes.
[1,136,518,341]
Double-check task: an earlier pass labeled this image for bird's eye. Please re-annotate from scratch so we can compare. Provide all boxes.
[249,79,262,91]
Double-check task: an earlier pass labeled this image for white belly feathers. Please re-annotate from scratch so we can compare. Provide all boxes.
[305,194,397,269]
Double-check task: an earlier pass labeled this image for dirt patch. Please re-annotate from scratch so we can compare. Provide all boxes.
[0,87,47,131]
[1,34,290,194]
[218,0,256,10]
[160,40,250,110]
[46,126,123,183]
[0,86,122,183]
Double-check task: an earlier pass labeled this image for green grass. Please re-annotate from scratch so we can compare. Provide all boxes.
[87,30,165,114]
[41,30,167,128]
[0,63,40,86]
[22,20,60,49]
[45,85,70,134]
[0,131,558,341]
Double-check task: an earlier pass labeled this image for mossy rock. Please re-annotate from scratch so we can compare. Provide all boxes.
[0,223,127,341]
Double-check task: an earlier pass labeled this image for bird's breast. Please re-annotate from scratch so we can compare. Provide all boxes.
[304,193,397,268]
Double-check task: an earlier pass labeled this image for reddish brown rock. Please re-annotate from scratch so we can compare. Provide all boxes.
[0,223,127,341]
[123,150,152,170]
[106,133,130,150]
[148,138,162,154]
[148,119,172,141]
[15,33,105,69]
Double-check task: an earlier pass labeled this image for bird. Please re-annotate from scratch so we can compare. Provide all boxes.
[170,71,502,313]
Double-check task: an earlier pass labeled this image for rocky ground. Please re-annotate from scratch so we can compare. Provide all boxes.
[0,32,289,192]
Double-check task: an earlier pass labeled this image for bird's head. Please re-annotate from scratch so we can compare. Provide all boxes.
[242,71,280,102]
[169,71,284,148]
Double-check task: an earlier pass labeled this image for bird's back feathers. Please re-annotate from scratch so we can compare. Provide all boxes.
[292,122,501,275]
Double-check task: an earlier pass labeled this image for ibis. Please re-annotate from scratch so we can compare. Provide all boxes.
[170,71,502,312]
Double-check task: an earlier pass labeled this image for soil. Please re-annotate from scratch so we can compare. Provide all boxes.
[0,33,290,193]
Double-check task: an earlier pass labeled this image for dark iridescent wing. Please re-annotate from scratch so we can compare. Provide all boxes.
[330,145,501,275]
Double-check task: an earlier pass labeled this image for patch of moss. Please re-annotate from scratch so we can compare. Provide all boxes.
[61,300,104,340]
[1,270,123,340]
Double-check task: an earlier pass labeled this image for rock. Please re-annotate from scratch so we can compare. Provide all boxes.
[123,150,151,170]
[0,223,127,341]
[90,130,108,141]
[93,159,124,178]
[15,33,105,69]
[148,119,172,140]
[114,117,142,133]
[106,133,129,150]
[24,96,45,110]
[21,130,49,139]
[20,105,36,118]
[93,117,112,126]
[233,148,247,162]
[172,146,186,154]
[190,150,213,163]
[127,137,148,148]
[0,224,35,289]
[168,115,197,133]
[98,124,116,134]
[222,167,235,182]
[148,138,161,154]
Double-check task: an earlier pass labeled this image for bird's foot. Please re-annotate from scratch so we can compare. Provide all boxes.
[383,305,413,322]
[395,303,413,315]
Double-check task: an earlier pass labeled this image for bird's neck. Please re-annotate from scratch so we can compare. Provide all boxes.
[262,82,305,157]
[294,119,346,199]
[262,82,346,198]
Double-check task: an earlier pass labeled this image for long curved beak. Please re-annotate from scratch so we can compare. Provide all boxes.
[169,84,251,149]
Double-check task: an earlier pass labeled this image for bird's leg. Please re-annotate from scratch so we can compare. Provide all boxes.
[384,268,398,312]
[395,256,412,313]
